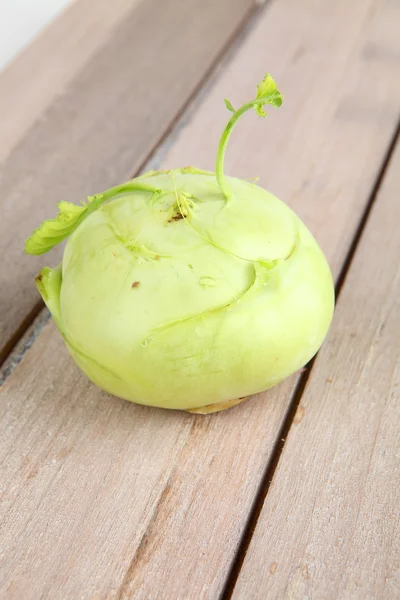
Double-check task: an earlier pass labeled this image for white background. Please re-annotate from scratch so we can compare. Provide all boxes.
[0,0,73,71]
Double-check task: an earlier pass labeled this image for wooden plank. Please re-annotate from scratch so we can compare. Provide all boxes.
[0,0,143,163]
[0,330,195,599]
[1,0,400,598]
[232,139,400,600]
[0,0,254,361]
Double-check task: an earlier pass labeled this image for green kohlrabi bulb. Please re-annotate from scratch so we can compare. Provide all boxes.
[25,74,334,414]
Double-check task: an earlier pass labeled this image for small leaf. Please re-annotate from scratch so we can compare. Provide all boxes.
[224,98,235,113]
[269,95,283,108]
[256,72,279,99]
[255,104,267,118]
[24,196,99,255]
[253,72,283,117]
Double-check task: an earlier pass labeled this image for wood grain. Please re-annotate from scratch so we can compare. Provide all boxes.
[232,139,400,600]
[0,0,254,361]
[0,328,195,599]
[0,0,143,163]
[1,0,400,598]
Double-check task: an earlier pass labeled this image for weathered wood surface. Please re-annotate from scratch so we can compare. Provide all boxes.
[1,0,399,598]
[0,0,254,362]
[0,0,142,163]
[232,139,400,600]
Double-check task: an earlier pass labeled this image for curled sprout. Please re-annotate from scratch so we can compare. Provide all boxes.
[216,73,283,200]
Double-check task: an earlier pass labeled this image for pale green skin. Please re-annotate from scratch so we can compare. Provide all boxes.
[39,170,334,410]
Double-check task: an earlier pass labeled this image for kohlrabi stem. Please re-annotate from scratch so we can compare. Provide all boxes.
[216,102,257,201]
[76,181,161,223]
[24,181,162,255]
[215,72,283,200]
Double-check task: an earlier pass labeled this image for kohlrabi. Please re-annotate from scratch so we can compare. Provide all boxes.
[25,74,334,413]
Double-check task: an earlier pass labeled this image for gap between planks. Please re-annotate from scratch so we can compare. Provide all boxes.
[220,115,400,600]
[230,123,400,600]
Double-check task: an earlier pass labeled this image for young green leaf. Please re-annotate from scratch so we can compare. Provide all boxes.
[254,72,283,117]
[25,199,95,255]
[224,98,235,113]
[256,72,281,102]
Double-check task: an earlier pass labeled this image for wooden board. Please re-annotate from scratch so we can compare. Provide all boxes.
[0,0,254,362]
[1,0,400,597]
[0,0,142,163]
[231,138,400,600]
